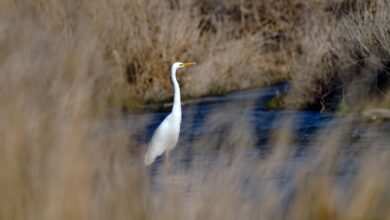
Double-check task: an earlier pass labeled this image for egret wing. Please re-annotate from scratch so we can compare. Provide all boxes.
[145,114,176,165]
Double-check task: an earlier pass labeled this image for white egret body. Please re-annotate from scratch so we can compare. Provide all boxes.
[145,62,195,166]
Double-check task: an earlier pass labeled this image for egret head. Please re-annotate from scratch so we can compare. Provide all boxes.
[172,62,196,71]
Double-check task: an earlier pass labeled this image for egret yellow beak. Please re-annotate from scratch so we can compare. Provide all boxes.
[182,62,196,67]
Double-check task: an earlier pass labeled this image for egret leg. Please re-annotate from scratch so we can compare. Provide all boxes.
[165,151,171,170]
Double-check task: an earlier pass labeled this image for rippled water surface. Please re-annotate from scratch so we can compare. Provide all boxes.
[122,84,389,161]
[127,84,335,152]
[117,84,389,207]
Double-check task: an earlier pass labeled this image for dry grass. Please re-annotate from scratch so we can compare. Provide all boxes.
[104,0,389,111]
[287,0,390,111]
[73,0,306,107]
[2,0,388,111]
[0,0,389,220]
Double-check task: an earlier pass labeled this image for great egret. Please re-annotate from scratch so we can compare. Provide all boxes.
[144,62,196,166]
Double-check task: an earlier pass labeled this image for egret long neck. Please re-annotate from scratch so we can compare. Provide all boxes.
[171,66,181,117]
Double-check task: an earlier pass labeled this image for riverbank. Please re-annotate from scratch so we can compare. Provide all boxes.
[113,0,390,113]
[2,1,388,112]
[0,1,388,219]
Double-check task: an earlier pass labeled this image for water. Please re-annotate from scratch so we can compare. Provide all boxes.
[121,84,389,166]
[126,84,336,154]
[120,84,389,209]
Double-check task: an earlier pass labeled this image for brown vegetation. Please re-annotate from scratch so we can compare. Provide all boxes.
[0,0,389,220]
[288,0,390,111]
[3,0,388,111]
[103,0,390,112]
[101,0,306,107]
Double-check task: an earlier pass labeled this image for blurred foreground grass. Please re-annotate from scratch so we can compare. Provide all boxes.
[0,0,389,220]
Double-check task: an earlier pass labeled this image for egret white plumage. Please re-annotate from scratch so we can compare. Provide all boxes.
[144,62,196,166]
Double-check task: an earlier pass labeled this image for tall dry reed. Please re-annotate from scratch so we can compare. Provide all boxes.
[0,1,388,220]
[288,0,390,111]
